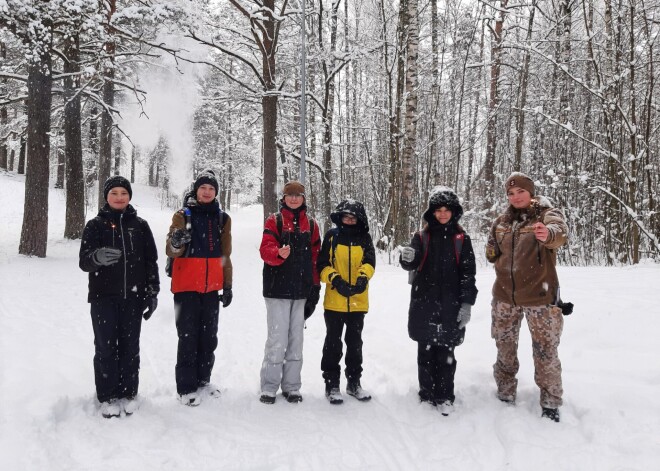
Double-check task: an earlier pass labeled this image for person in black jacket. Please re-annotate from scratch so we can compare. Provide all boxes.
[79,176,159,418]
[399,187,477,416]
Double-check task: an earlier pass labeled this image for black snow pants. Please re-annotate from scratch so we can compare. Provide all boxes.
[174,291,220,395]
[321,311,365,390]
[90,297,143,403]
[417,343,456,404]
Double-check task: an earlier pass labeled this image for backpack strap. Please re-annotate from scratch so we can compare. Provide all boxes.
[417,229,430,272]
[329,227,341,267]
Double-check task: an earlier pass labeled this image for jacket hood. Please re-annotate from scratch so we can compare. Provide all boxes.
[423,187,463,224]
[330,199,369,232]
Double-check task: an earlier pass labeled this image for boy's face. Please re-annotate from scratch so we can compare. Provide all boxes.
[342,213,357,225]
[434,206,452,224]
[107,187,130,211]
[196,184,216,204]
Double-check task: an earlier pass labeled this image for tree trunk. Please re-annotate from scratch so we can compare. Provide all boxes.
[261,0,278,219]
[18,135,26,174]
[321,0,341,229]
[513,1,536,171]
[482,0,508,211]
[396,0,419,245]
[19,48,53,257]
[55,140,65,189]
[97,0,116,209]
[64,34,85,240]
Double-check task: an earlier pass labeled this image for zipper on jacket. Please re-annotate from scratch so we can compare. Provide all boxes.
[510,221,517,306]
[347,243,352,312]
[120,213,127,300]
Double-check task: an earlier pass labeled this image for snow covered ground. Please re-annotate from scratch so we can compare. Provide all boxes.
[1,172,658,470]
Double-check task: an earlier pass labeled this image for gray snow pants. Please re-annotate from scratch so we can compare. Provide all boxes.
[260,298,306,394]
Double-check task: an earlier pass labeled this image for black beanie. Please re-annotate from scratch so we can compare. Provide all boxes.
[103,175,133,201]
[194,169,219,195]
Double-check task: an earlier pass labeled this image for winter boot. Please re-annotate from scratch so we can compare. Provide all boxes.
[541,407,560,423]
[178,391,201,407]
[438,400,455,417]
[200,382,222,399]
[260,391,276,404]
[100,399,121,419]
[282,390,303,403]
[326,387,344,405]
[497,393,516,406]
[346,381,372,402]
[122,396,139,416]
[418,390,436,406]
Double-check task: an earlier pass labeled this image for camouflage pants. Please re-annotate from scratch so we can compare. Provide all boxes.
[491,301,564,408]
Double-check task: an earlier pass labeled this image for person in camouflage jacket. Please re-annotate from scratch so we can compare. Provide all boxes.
[486,172,568,423]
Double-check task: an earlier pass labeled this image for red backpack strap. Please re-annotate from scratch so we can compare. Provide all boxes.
[453,232,465,265]
[417,229,431,272]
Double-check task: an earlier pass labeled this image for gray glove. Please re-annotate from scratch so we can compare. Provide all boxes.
[93,247,122,266]
[170,229,192,248]
[457,303,472,329]
[400,246,416,263]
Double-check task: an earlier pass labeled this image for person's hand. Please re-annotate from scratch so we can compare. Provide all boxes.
[331,275,352,298]
[171,229,192,248]
[351,276,368,295]
[400,246,416,263]
[143,297,158,320]
[457,303,472,329]
[93,247,122,266]
[304,285,321,320]
[278,244,291,259]
[534,222,549,242]
[220,288,233,308]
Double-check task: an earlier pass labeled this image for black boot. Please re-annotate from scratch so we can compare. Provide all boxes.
[347,381,372,402]
[541,407,560,422]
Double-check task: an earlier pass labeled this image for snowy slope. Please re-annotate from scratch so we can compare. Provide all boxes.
[0,172,658,471]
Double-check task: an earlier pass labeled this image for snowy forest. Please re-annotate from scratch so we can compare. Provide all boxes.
[1,0,659,265]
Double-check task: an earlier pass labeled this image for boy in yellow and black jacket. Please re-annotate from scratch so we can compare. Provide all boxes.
[318,199,375,404]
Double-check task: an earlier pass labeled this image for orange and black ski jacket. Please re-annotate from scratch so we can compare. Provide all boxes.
[166,198,232,294]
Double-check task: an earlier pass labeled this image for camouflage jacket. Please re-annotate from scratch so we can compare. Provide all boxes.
[486,196,568,307]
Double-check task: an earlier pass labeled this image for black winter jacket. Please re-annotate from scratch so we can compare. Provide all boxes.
[401,219,477,346]
[260,202,321,299]
[79,204,160,303]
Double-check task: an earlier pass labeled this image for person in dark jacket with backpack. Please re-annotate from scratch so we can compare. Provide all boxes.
[79,176,159,418]
[318,199,375,404]
[258,181,322,404]
[399,187,477,416]
[166,169,233,407]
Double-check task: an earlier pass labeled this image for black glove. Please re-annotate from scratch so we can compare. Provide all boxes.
[351,276,368,295]
[142,297,158,320]
[304,285,321,320]
[220,288,233,308]
[93,247,122,266]
[331,275,352,298]
[170,229,192,248]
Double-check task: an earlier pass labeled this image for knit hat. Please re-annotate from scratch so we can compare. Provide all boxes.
[103,175,132,201]
[194,169,219,195]
[282,181,305,196]
[423,186,463,224]
[504,172,535,196]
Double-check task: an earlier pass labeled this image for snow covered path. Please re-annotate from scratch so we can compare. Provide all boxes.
[1,174,658,470]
